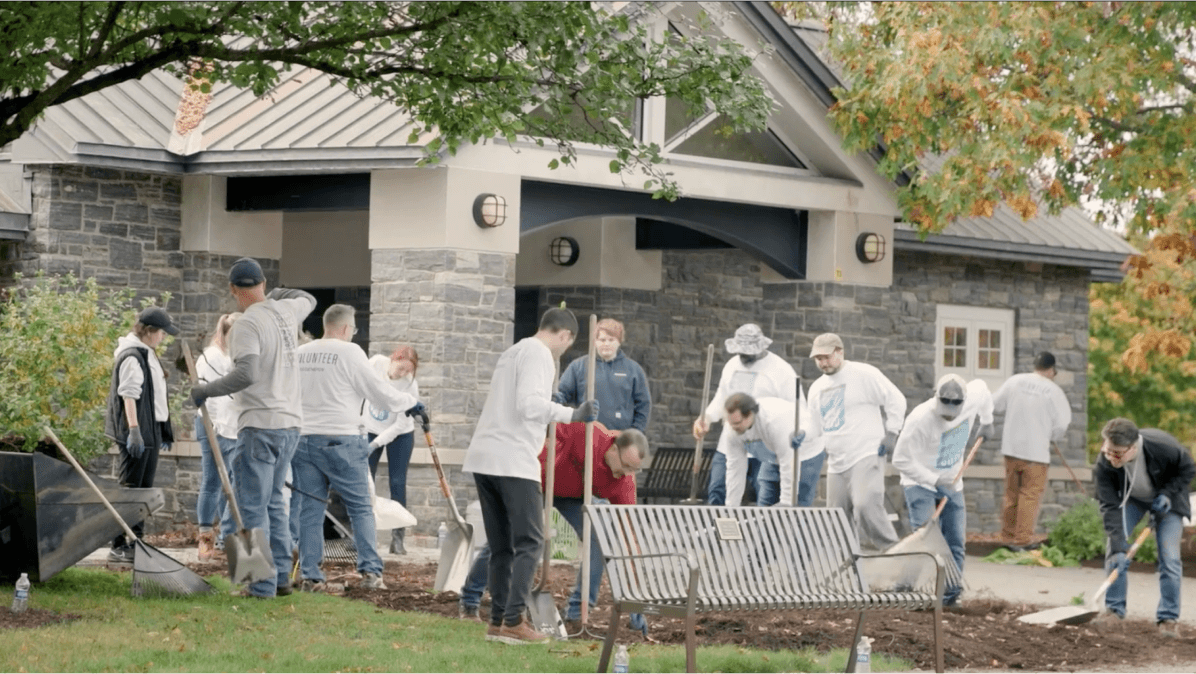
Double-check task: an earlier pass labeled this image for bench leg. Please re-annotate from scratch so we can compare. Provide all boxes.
[685,612,697,673]
[845,611,866,673]
[932,604,944,673]
[597,605,622,673]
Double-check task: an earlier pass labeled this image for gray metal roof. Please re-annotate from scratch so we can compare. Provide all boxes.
[28,70,182,154]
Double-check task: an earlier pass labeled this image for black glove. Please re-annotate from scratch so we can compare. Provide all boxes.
[1151,494,1171,516]
[571,399,599,423]
[551,391,567,404]
[1109,551,1129,576]
[190,384,209,409]
[790,431,806,453]
[878,431,898,457]
[979,423,995,441]
[126,427,145,459]
[404,402,428,419]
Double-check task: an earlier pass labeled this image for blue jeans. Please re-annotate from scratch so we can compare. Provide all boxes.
[755,453,825,507]
[707,452,761,506]
[233,427,300,597]
[367,431,415,507]
[904,485,966,604]
[1104,499,1183,622]
[195,416,237,539]
[460,543,491,610]
[292,434,384,580]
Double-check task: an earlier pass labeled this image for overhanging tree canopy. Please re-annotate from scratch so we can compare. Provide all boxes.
[0,1,773,198]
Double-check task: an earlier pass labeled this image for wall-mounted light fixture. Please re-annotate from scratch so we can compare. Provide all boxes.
[473,193,507,228]
[549,236,579,266]
[855,232,886,263]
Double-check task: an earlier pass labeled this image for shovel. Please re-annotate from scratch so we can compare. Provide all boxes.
[869,434,986,592]
[1017,524,1153,625]
[182,341,275,586]
[530,367,566,639]
[682,344,716,505]
[423,418,474,593]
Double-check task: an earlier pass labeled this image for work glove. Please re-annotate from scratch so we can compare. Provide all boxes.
[551,391,567,404]
[979,423,995,441]
[126,427,145,459]
[877,431,899,458]
[790,430,806,453]
[161,443,172,453]
[404,402,428,419]
[1151,494,1171,516]
[368,438,382,450]
[629,612,648,638]
[571,399,599,423]
[189,384,209,409]
[1109,551,1129,577]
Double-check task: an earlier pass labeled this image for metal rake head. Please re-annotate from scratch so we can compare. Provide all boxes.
[131,541,217,597]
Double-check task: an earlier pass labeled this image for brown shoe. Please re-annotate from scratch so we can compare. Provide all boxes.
[1091,609,1124,632]
[485,623,504,642]
[497,620,551,645]
[197,531,216,562]
[1158,620,1181,638]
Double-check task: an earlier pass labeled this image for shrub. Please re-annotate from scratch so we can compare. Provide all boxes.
[0,272,168,464]
[1045,496,1158,564]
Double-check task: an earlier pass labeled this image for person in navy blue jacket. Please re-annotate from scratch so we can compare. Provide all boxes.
[555,318,650,433]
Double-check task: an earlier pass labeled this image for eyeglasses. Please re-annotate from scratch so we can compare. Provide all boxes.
[938,398,964,406]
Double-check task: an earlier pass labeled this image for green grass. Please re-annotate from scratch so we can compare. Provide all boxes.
[2,569,911,672]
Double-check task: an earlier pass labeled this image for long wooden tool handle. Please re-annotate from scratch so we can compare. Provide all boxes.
[687,344,716,501]
[541,366,560,586]
[581,314,597,626]
[424,428,453,501]
[1052,441,1087,493]
[1092,525,1153,602]
[44,426,139,542]
[792,376,803,507]
[182,341,247,532]
[932,433,986,520]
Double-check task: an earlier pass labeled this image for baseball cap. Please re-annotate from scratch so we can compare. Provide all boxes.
[809,333,844,358]
[138,307,180,336]
[229,257,266,288]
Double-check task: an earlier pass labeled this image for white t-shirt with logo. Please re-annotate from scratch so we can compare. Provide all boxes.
[893,379,994,491]
[702,352,797,456]
[360,354,420,445]
[297,339,417,437]
[806,360,906,474]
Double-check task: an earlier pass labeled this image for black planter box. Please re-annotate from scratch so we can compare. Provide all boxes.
[0,450,164,582]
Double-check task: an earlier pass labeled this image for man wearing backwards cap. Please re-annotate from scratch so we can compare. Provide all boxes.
[462,306,598,645]
[804,332,906,550]
[892,374,993,605]
[693,323,797,506]
[189,257,316,599]
[1092,418,1194,637]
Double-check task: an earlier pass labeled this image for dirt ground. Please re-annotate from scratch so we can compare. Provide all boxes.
[4,532,1196,672]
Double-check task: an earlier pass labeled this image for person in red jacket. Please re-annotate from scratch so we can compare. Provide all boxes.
[459,422,647,634]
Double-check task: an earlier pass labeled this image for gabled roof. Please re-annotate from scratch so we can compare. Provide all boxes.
[735,1,1135,281]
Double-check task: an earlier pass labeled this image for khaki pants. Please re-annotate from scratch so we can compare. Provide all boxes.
[1001,457,1049,546]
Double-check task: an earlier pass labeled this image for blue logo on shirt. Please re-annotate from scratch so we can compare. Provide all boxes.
[729,371,759,395]
[937,420,970,469]
[820,384,846,432]
[369,404,390,422]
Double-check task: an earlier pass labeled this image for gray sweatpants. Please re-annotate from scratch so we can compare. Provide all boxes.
[474,473,544,627]
[826,455,900,551]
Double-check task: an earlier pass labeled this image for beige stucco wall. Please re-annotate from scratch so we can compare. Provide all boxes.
[515,216,662,290]
[369,167,520,254]
[280,211,371,287]
[180,175,283,257]
[798,210,894,286]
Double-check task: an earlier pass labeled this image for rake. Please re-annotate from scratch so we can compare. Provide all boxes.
[45,426,216,597]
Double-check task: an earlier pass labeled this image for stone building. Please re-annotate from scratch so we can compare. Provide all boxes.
[0,2,1133,537]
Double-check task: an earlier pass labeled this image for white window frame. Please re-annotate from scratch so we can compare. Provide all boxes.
[934,305,1014,391]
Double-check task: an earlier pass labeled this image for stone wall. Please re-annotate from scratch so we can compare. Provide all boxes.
[535,247,1093,533]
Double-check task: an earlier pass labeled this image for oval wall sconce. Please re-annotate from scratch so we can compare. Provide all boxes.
[855,232,886,263]
[549,236,580,266]
[473,193,507,228]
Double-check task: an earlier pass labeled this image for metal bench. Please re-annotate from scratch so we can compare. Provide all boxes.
[638,446,715,503]
[587,504,945,673]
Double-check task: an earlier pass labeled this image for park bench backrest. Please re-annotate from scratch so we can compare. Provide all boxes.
[588,504,867,610]
[638,447,714,503]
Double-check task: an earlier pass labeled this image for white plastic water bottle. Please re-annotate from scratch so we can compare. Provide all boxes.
[437,522,448,549]
[613,644,630,673]
[11,572,30,613]
[855,636,873,673]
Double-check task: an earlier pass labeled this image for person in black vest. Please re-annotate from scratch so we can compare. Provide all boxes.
[103,307,178,565]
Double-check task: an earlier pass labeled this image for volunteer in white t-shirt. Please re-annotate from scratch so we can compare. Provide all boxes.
[692,324,797,505]
[804,332,906,550]
[195,312,242,561]
[893,375,994,605]
[189,257,316,599]
[290,304,422,592]
[723,393,826,507]
[462,307,597,645]
[363,345,421,555]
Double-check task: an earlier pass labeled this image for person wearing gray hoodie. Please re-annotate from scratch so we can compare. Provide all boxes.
[103,307,179,565]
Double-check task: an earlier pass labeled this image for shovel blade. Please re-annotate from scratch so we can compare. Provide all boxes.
[433,525,473,593]
[1017,604,1099,626]
[225,529,276,585]
[528,590,566,639]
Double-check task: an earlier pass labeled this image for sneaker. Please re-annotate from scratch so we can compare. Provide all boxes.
[276,582,293,597]
[389,529,407,555]
[300,578,327,593]
[197,530,216,562]
[1091,609,1124,632]
[107,546,134,566]
[485,624,504,642]
[1158,620,1181,638]
[497,620,551,645]
[564,619,583,636]
[359,572,387,590]
[459,604,482,622]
